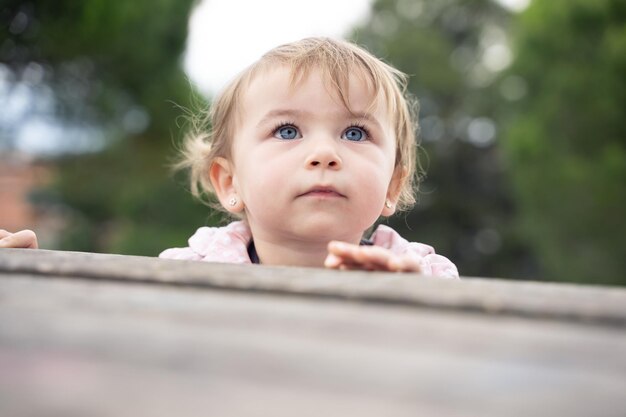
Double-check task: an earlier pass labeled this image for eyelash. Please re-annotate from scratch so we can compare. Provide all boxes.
[346,123,371,141]
[271,121,297,135]
[271,121,372,141]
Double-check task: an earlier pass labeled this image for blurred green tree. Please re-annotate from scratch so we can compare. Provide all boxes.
[501,0,626,285]
[1,0,213,255]
[351,0,537,280]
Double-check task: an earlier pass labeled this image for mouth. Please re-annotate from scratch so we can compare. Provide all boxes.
[299,186,346,198]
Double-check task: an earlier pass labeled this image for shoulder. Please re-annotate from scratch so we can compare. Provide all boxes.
[370,224,459,279]
[159,221,252,264]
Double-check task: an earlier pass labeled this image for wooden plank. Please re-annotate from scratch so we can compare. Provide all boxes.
[1,249,625,416]
[1,248,626,326]
[0,274,625,417]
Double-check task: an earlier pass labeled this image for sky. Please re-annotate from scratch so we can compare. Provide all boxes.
[183,0,374,96]
[184,0,529,96]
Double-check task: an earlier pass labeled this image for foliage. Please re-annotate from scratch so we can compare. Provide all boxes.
[1,0,214,255]
[501,0,626,285]
[351,0,538,280]
[3,0,623,284]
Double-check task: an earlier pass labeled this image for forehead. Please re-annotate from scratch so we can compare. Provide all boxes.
[240,64,387,118]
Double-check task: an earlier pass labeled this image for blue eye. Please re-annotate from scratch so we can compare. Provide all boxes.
[274,124,300,140]
[343,126,367,142]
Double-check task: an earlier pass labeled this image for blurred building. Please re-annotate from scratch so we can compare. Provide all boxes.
[0,152,63,247]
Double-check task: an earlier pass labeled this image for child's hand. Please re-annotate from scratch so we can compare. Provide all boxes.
[0,229,38,249]
[325,241,422,273]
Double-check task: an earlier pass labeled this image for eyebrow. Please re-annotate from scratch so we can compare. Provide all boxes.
[350,112,384,130]
[256,109,307,128]
[256,109,384,131]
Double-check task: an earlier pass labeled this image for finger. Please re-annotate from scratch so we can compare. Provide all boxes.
[328,242,399,271]
[327,242,365,267]
[19,229,39,248]
[0,229,11,239]
[334,259,371,271]
[328,242,373,264]
[332,254,391,272]
[353,246,395,269]
[340,250,424,273]
[389,255,422,273]
[325,251,370,270]
[335,259,393,272]
[324,253,343,269]
[327,241,359,257]
[325,251,370,271]
[336,246,393,271]
[0,230,38,249]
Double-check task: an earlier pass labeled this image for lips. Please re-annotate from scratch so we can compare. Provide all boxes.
[299,185,346,198]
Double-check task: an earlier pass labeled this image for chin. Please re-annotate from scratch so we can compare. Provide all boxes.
[294,216,362,242]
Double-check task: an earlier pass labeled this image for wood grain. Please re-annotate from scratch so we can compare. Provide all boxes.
[1,248,625,417]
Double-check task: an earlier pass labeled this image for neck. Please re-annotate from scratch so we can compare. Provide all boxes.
[250,229,363,268]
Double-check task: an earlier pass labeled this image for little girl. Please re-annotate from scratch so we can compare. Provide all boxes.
[158,37,458,279]
[0,38,458,279]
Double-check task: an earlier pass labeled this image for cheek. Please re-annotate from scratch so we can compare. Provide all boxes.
[236,151,294,206]
[356,148,396,188]
[350,155,394,216]
[357,175,389,210]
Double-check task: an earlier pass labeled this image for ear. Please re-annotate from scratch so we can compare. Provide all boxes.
[381,166,408,217]
[209,157,244,213]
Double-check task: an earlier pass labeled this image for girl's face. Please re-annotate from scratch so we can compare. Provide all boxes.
[223,66,400,245]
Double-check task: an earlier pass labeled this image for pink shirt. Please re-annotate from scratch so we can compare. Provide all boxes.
[159,221,459,279]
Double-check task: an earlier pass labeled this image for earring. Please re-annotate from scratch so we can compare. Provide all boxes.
[228,197,237,206]
[385,201,393,209]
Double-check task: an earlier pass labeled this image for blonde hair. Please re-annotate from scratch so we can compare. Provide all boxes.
[176,37,421,217]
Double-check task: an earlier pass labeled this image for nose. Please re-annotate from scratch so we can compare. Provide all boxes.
[305,137,342,170]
